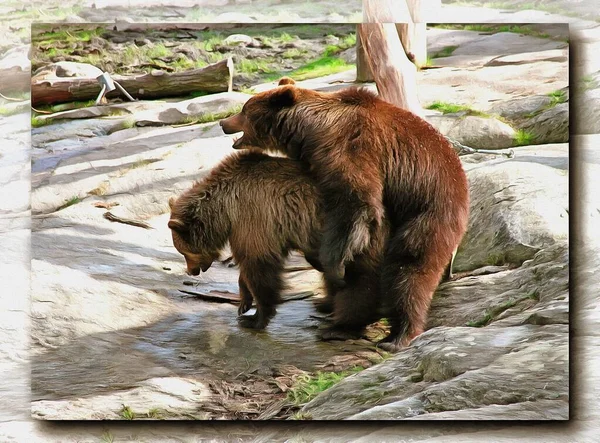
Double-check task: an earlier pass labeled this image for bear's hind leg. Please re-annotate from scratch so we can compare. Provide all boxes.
[237,259,284,330]
[378,222,449,352]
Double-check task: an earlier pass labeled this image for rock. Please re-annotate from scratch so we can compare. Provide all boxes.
[454,144,568,272]
[301,324,567,419]
[430,243,568,329]
[425,114,516,149]
[518,102,569,144]
[339,47,356,64]
[223,34,254,46]
[132,91,251,126]
[213,12,256,22]
[488,95,553,120]
[485,49,568,67]
[577,87,600,134]
[32,61,103,79]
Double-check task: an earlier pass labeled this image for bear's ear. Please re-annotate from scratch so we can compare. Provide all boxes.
[269,86,297,108]
[278,77,296,86]
[168,196,177,210]
[198,190,210,200]
[168,218,185,232]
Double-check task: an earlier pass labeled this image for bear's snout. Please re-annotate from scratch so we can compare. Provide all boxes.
[220,114,244,135]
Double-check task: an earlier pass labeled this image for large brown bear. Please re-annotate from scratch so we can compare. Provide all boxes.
[168,150,386,335]
[220,79,469,351]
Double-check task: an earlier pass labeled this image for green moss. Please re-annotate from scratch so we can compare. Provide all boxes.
[430,23,552,39]
[466,298,519,327]
[514,129,535,146]
[57,196,82,211]
[183,104,244,125]
[547,89,567,106]
[280,56,353,82]
[119,404,135,420]
[287,367,364,405]
[426,101,491,118]
[431,45,458,58]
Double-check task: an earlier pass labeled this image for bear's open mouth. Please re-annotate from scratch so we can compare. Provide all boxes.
[232,135,245,149]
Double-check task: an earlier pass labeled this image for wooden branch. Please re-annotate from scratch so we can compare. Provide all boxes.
[357,23,422,115]
[178,289,240,304]
[103,212,153,229]
[32,58,234,106]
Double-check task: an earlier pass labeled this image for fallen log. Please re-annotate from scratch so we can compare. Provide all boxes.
[32,57,234,106]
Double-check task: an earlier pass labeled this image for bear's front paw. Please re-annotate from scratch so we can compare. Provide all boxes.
[237,298,253,316]
[237,309,273,330]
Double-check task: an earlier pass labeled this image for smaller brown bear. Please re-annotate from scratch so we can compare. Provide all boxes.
[168,150,384,334]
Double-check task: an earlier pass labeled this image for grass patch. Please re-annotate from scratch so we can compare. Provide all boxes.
[288,367,364,405]
[426,101,491,117]
[289,411,313,420]
[323,33,356,56]
[279,56,353,82]
[184,105,244,125]
[237,59,276,75]
[431,45,458,58]
[119,404,135,420]
[547,89,567,106]
[514,129,535,146]
[466,298,519,327]
[57,196,82,211]
[35,26,105,45]
[527,289,541,301]
[578,75,599,92]
[31,116,55,128]
[431,23,552,39]
[100,431,114,443]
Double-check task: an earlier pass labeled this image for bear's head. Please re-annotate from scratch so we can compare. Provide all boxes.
[220,77,304,154]
[168,194,221,276]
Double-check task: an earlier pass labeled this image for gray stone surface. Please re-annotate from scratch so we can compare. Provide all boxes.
[454,144,568,272]
[518,102,569,144]
[426,114,516,149]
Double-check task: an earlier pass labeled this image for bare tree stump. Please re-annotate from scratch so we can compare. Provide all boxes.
[396,22,427,68]
[357,23,422,115]
[32,58,234,106]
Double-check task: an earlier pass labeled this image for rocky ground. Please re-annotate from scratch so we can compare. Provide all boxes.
[23,25,572,421]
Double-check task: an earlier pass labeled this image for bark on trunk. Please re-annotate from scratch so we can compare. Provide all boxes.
[357,23,422,115]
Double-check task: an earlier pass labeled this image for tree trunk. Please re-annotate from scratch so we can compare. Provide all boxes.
[357,23,422,115]
[32,58,234,106]
[355,30,374,83]
[362,0,410,21]
[396,22,428,68]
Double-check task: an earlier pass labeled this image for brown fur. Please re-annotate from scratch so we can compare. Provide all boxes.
[168,150,384,334]
[220,78,470,351]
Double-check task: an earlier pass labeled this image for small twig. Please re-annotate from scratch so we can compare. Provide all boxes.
[284,266,314,273]
[178,289,240,304]
[31,106,53,114]
[446,136,515,158]
[93,201,119,209]
[103,211,152,229]
[0,92,25,102]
